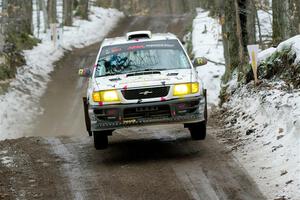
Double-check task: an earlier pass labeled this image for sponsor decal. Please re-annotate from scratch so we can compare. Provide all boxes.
[111,47,122,53]
[127,45,145,50]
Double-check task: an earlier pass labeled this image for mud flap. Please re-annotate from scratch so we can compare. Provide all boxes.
[83,97,92,136]
[204,89,208,123]
[184,90,207,129]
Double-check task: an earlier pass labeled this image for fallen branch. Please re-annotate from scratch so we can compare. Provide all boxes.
[207,58,225,66]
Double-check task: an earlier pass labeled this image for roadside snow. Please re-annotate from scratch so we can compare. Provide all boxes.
[1,156,14,167]
[192,8,225,106]
[258,35,300,64]
[0,7,123,140]
[258,47,276,63]
[223,37,300,200]
[277,35,300,64]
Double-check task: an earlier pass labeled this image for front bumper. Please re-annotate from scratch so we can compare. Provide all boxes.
[89,96,205,131]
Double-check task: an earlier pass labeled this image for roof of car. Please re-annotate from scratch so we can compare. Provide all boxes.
[101,32,179,47]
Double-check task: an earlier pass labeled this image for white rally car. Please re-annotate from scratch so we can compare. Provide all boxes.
[79,31,208,149]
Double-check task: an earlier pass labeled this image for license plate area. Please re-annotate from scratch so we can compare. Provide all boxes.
[136,106,159,112]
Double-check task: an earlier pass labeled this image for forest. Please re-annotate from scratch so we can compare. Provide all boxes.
[0,0,300,92]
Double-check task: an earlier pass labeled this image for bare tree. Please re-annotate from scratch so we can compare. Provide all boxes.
[47,0,57,25]
[289,0,300,36]
[272,0,290,45]
[77,0,89,20]
[40,0,48,32]
[63,0,73,26]
[246,0,256,44]
[0,0,33,80]
[5,0,33,35]
[221,0,256,85]
[36,0,41,37]
[220,0,239,84]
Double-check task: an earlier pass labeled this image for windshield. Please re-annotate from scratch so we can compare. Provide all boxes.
[95,39,191,77]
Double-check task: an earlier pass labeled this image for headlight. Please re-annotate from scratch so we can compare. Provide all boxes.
[173,83,199,96]
[92,90,120,102]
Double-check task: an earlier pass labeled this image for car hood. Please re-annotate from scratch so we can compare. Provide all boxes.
[93,69,197,91]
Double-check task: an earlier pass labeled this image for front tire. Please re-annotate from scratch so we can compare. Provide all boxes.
[83,97,92,136]
[189,121,206,140]
[93,131,109,150]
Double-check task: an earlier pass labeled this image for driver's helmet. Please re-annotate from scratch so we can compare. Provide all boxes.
[110,54,119,66]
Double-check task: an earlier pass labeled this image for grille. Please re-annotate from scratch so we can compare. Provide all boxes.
[122,86,170,100]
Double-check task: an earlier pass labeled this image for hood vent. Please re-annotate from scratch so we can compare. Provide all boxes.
[167,73,178,76]
[126,71,161,77]
[109,77,122,81]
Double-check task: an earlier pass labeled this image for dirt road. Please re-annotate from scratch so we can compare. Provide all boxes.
[0,16,266,200]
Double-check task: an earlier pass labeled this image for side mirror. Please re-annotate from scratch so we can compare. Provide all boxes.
[193,57,208,67]
[78,68,92,77]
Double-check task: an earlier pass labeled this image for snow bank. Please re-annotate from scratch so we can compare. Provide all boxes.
[192,8,225,106]
[0,7,123,140]
[258,35,300,66]
[258,47,276,63]
[224,81,300,200]
[277,35,300,64]
[224,34,300,200]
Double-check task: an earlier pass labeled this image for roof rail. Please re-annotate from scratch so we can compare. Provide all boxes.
[126,31,152,41]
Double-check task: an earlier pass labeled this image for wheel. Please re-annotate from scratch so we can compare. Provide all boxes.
[189,121,206,140]
[93,131,109,150]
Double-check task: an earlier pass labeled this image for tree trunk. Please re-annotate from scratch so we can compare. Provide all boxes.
[289,0,300,36]
[47,0,57,25]
[40,0,48,32]
[5,0,33,35]
[235,0,245,65]
[221,0,256,84]
[1,0,32,80]
[36,0,41,37]
[221,0,240,84]
[246,0,256,44]
[272,0,290,45]
[111,0,120,8]
[77,0,89,20]
[63,0,73,26]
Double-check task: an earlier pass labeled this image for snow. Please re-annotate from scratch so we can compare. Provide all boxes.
[224,82,300,200]
[0,156,14,167]
[258,47,276,63]
[223,36,300,200]
[257,35,300,65]
[0,7,123,140]
[277,35,300,64]
[192,8,225,106]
